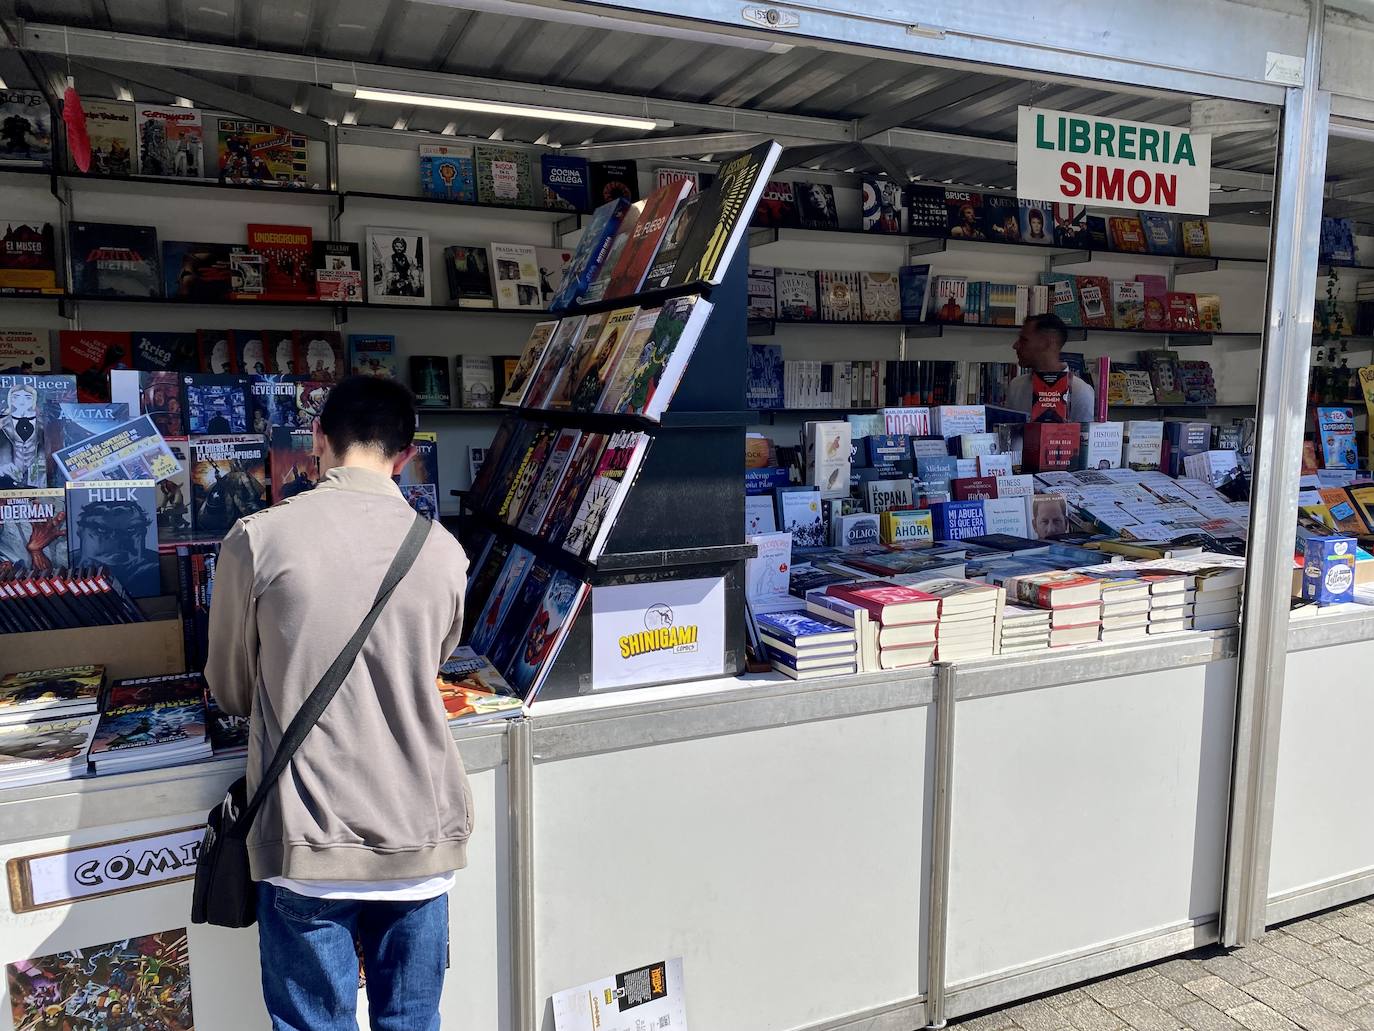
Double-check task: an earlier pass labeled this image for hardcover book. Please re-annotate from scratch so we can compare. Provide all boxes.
[818,271,862,322]
[862,177,904,233]
[1018,200,1054,245]
[500,320,560,407]
[662,140,781,288]
[946,191,986,240]
[491,242,542,310]
[216,118,308,186]
[83,99,136,175]
[516,428,582,534]
[0,90,51,168]
[1125,420,1166,471]
[525,314,599,409]
[443,245,495,308]
[899,265,932,322]
[860,271,901,322]
[1180,220,1211,257]
[68,222,160,297]
[460,355,497,408]
[0,329,49,375]
[1166,292,1202,332]
[410,355,452,408]
[0,221,60,294]
[134,104,205,178]
[1022,422,1081,472]
[419,143,476,202]
[905,185,948,236]
[566,306,640,412]
[292,330,344,382]
[503,570,588,701]
[1107,216,1149,253]
[348,334,398,378]
[604,179,694,299]
[1141,213,1179,255]
[65,479,160,596]
[366,226,429,305]
[269,425,318,502]
[0,487,65,571]
[562,431,650,560]
[589,160,639,204]
[596,306,661,415]
[881,508,934,544]
[1112,280,1145,331]
[1052,203,1088,247]
[777,269,819,321]
[551,197,630,312]
[1042,273,1082,327]
[541,154,591,212]
[795,181,839,229]
[747,343,785,409]
[538,432,607,545]
[754,180,799,228]
[983,195,1021,243]
[475,145,535,207]
[162,241,233,301]
[748,265,776,321]
[59,330,131,403]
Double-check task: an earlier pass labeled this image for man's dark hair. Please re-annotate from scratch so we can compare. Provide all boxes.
[1026,312,1069,348]
[318,375,417,458]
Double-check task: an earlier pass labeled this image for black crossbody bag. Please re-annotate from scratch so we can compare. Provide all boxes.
[191,513,430,928]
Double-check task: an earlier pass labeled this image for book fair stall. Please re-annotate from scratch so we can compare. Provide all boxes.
[2,1,1374,1029]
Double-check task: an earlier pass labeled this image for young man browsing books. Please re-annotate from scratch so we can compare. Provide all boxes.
[206,376,471,1031]
[1007,313,1096,422]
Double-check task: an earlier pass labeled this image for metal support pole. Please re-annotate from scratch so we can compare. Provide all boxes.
[925,662,956,1028]
[508,718,537,1030]
[1221,2,1329,948]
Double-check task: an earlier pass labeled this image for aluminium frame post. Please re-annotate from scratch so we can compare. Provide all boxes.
[508,718,538,1029]
[925,662,956,1027]
[1221,0,1329,948]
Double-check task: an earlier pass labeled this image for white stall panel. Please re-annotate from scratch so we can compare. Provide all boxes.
[947,662,1236,997]
[1269,641,1374,907]
[0,766,506,1031]
[532,708,932,1031]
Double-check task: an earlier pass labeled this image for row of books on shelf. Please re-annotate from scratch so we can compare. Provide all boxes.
[747,263,1224,332]
[0,644,548,787]
[745,533,1249,679]
[0,568,148,635]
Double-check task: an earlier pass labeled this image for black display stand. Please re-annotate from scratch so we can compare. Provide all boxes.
[457,249,755,700]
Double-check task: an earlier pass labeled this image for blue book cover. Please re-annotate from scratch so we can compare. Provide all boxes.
[930,500,987,541]
[348,333,398,378]
[549,197,630,312]
[1320,217,1357,266]
[1316,406,1358,469]
[898,264,931,321]
[746,467,790,495]
[419,144,476,202]
[747,343,784,409]
[755,610,852,645]
[916,455,958,488]
[182,373,250,435]
[65,478,160,597]
[1040,273,1083,327]
[1017,200,1054,246]
[469,545,536,657]
[866,434,909,466]
[541,154,591,213]
[505,568,585,698]
[55,401,130,450]
[1140,213,1179,256]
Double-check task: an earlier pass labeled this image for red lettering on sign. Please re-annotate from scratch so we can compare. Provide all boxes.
[1093,165,1125,201]
[1127,170,1152,204]
[1060,161,1082,197]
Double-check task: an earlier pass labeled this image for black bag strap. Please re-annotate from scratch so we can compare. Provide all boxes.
[234,512,431,835]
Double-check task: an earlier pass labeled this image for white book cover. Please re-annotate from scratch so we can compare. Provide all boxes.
[490,242,543,310]
[959,432,998,459]
[932,405,986,439]
[982,496,1031,538]
[807,421,852,499]
[1084,422,1124,470]
[832,512,880,548]
[882,407,931,436]
[746,494,777,535]
[978,453,1014,478]
[1125,421,1165,470]
[777,487,826,548]
[747,531,792,604]
[865,477,914,514]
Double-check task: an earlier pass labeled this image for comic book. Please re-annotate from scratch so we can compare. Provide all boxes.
[216,117,309,186]
[0,487,66,573]
[134,104,206,179]
[189,435,268,540]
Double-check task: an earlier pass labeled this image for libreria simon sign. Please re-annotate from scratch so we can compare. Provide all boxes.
[1016,106,1212,215]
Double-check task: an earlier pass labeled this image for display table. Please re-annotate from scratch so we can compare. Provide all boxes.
[3,615,1373,1031]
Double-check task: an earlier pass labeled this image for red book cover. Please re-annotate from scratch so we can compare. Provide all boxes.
[196,329,237,373]
[1029,370,1070,422]
[603,180,693,299]
[58,330,132,402]
[1166,292,1201,332]
[1108,216,1149,253]
[292,330,345,381]
[1007,572,1101,609]
[825,581,941,624]
[1022,422,1081,472]
[1074,275,1113,328]
[1137,274,1169,331]
[951,475,999,501]
[230,329,269,376]
[247,223,314,300]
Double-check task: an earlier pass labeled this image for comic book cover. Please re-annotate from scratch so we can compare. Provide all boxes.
[207,694,250,755]
[0,715,98,782]
[0,329,49,375]
[0,221,60,294]
[156,438,193,548]
[230,329,269,377]
[162,240,233,301]
[134,103,205,179]
[195,329,235,374]
[396,431,439,520]
[536,432,606,546]
[68,222,160,298]
[562,430,648,559]
[348,334,398,378]
[504,569,587,700]
[247,374,302,434]
[64,479,161,596]
[55,401,130,453]
[0,373,76,488]
[435,647,523,723]
[420,143,476,202]
[294,380,331,428]
[82,99,136,175]
[53,415,181,484]
[753,180,799,228]
[90,684,207,762]
[217,117,309,186]
[0,487,66,572]
[182,374,250,435]
[0,89,52,168]
[246,224,313,300]
[566,307,639,412]
[292,330,344,382]
[110,369,184,437]
[131,331,197,373]
[0,664,102,724]
[265,330,295,375]
[190,435,268,540]
[467,544,536,656]
[58,330,133,403]
[270,425,318,503]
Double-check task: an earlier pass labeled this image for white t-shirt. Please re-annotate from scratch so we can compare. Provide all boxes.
[1005,370,1096,423]
[267,872,455,901]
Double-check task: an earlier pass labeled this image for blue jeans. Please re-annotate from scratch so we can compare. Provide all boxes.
[257,882,448,1031]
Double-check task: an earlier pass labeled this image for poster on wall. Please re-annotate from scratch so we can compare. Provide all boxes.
[591,577,725,691]
[1017,106,1212,215]
[552,957,688,1031]
[365,226,430,306]
[7,928,194,1030]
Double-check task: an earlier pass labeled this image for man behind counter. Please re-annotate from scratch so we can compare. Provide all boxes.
[1005,313,1096,423]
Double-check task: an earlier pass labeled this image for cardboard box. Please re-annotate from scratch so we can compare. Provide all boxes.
[2,597,184,680]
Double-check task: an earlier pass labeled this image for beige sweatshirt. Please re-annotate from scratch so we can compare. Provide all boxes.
[205,466,473,882]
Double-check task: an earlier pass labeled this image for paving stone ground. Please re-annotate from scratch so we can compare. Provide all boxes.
[952,899,1374,1031]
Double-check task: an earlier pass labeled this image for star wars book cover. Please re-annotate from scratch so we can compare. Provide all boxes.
[269,425,318,503]
[190,435,267,540]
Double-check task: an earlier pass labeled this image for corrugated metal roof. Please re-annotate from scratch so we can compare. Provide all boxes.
[1,0,1296,209]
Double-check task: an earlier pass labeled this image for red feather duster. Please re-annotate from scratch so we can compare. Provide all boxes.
[63,84,91,172]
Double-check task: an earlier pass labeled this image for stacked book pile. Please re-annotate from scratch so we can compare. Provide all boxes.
[909,577,1002,661]
[1086,571,1151,644]
[811,581,940,670]
[1000,570,1103,648]
[998,604,1051,655]
[1142,561,1244,630]
[1141,570,1189,633]
[89,672,211,775]
[0,665,105,789]
[755,611,859,680]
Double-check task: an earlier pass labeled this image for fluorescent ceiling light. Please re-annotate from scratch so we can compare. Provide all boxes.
[338,84,669,131]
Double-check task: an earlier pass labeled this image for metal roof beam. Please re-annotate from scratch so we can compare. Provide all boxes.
[20,22,854,144]
[77,60,332,141]
[561,131,796,160]
[861,143,909,183]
